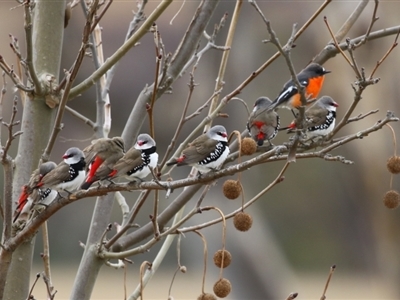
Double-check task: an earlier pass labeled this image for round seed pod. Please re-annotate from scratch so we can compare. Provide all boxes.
[213,278,232,298]
[241,137,257,155]
[213,249,232,268]
[222,180,242,200]
[387,156,400,174]
[197,293,217,300]
[383,190,400,209]
[233,212,253,232]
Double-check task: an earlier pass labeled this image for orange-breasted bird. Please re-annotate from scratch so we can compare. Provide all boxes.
[268,63,331,111]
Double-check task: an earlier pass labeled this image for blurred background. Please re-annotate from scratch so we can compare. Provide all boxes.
[1,0,400,299]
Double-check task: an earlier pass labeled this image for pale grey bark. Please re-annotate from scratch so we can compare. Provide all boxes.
[1,1,66,299]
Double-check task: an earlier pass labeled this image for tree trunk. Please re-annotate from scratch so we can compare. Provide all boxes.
[2,1,65,299]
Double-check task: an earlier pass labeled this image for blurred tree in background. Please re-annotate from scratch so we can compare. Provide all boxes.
[0,0,400,299]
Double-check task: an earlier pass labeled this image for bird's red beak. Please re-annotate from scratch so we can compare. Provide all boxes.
[62,154,69,159]
[333,101,339,107]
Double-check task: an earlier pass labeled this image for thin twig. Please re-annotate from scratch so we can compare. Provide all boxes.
[27,273,41,300]
[320,264,336,300]
[68,0,173,100]
[354,0,379,47]
[369,29,399,79]
[105,190,151,249]
[159,72,196,169]
[194,230,208,295]
[323,16,354,72]
[207,0,243,126]
[139,261,152,299]
[2,97,22,161]
[65,105,95,128]
[90,0,113,33]
[148,23,162,139]
[41,222,54,295]
[178,162,289,233]
[346,109,379,123]
[24,0,42,94]
[0,56,32,92]
[151,190,160,239]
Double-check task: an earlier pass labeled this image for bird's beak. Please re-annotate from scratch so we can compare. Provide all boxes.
[333,101,339,107]
[62,154,69,159]
[323,70,331,74]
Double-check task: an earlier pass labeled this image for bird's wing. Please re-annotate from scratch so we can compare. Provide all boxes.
[112,148,143,176]
[41,162,70,187]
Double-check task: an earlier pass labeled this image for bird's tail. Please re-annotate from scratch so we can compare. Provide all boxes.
[166,160,178,166]
[80,180,94,190]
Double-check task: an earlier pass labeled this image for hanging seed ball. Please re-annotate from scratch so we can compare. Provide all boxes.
[233,212,253,232]
[383,190,400,209]
[197,293,217,300]
[213,278,232,298]
[213,249,232,268]
[222,180,242,200]
[241,137,257,155]
[387,156,400,174]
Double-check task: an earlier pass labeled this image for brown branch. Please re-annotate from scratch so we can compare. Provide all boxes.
[0,56,32,93]
[346,109,379,123]
[90,0,113,33]
[324,16,353,69]
[2,97,22,161]
[159,73,196,169]
[4,112,397,253]
[65,105,95,128]
[369,29,399,79]
[148,23,162,139]
[24,0,42,94]
[151,190,160,239]
[41,222,54,296]
[354,0,379,47]
[331,0,369,45]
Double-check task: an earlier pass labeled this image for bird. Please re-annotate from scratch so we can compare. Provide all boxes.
[108,134,158,182]
[247,97,280,146]
[268,63,331,112]
[285,95,339,138]
[13,161,57,222]
[38,147,86,194]
[166,125,230,174]
[81,137,125,189]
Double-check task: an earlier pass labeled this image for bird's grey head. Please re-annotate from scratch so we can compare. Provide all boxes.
[134,134,156,150]
[39,161,57,177]
[253,97,273,111]
[318,96,339,110]
[207,125,228,142]
[62,147,85,165]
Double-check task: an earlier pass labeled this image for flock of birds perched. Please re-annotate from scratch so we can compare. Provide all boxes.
[13,63,338,223]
